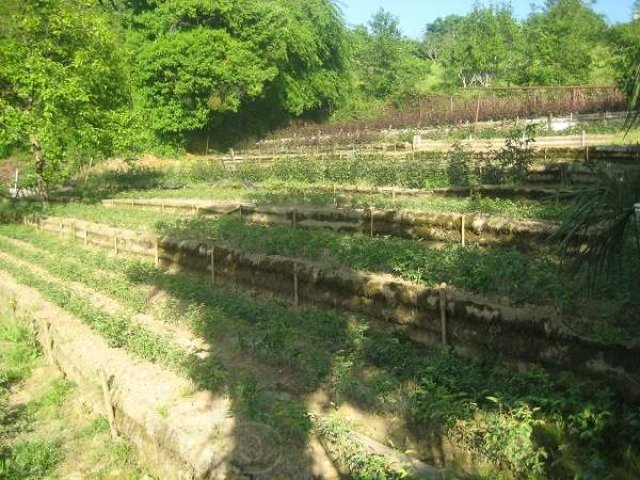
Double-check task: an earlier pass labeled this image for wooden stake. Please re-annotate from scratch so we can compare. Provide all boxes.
[113,235,118,255]
[461,215,466,246]
[239,205,243,224]
[41,320,53,363]
[370,208,374,238]
[439,287,447,346]
[99,370,118,440]
[155,239,160,266]
[210,245,215,284]
[293,262,299,307]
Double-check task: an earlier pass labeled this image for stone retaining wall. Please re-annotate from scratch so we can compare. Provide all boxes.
[31,216,640,402]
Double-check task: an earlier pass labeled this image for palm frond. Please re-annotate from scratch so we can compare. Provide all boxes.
[552,169,640,288]
[625,51,640,132]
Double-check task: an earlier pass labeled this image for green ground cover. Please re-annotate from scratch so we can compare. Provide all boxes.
[0,226,638,479]
[19,203,637,328]
[0,306,147,479]
[111,180,571,221]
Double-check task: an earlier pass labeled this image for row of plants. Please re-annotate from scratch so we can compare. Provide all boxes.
[110,180,571,221]
[25,203,636,328]
[60,128,547,199]
[0,228,411,478]
[2,226,639,478]
[0,254,191,378]
[419,120,627,141]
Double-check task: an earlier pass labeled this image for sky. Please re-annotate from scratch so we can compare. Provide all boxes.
[339,0,636,39]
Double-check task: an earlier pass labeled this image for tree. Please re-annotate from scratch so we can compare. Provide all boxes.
[423,4,524,89]
[0,0,130,190]
[519,0,607,85]
[349,9,430,100]
[129,0,348,145]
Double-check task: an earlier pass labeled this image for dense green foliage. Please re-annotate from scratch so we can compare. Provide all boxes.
[423,0,612,89]
[129,0,347,145]
[1,0,636,182]
[0,0,130,187]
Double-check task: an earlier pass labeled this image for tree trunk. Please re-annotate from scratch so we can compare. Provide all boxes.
[29,134,47,201]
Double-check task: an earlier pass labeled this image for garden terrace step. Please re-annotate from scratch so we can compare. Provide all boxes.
[0,270,241,479]
[0,247,208,357]
[270,182,576,201]
[103,198,558,246]
[27,215,640,402]
[0,242,446,479]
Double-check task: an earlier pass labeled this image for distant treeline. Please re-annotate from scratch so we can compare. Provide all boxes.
[0,0,639,185]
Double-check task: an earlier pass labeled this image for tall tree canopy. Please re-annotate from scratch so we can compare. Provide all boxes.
[518,0,607,85]
[0,0,130,187]
[129,0,348,144]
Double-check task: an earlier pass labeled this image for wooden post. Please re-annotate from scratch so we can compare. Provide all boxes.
[239,205,243,224]
[439,287,447,346]
[585,145,590,162]
[99,370,118,440]
[333,184,337,206]
[41,320,53,363]
[113,235,118,255]
[293,262,299,307]
[210,245,215,284]
[155,238,160,267]
[474,95,481,130]
[370,208,374,238]
[60,219,64,235]
[161,202,165,215]
[72,222,77,241]
[461,215,466,246]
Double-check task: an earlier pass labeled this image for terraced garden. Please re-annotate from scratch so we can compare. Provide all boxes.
[2,138,640,479]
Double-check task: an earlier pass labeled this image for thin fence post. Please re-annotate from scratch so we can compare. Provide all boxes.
[155,238,160,267]
[293,261,299,307]
[41,319,53,362]
[370,208,374,238]
[239,205,243,224]
[439,287,448,346]
[99,370,118,440]
[113,235,118,255]
[210,245,215,284]
[461,215,466,246]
